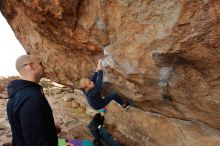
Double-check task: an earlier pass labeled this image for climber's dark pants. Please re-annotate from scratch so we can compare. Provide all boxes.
[100,127,123,146]
[92,93,124,110]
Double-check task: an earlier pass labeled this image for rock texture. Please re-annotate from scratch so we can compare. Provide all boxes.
[1,0,220,145]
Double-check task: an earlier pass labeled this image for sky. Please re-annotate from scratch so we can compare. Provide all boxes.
[0,12,26,77]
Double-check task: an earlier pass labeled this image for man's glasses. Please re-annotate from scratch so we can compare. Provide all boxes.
[21,62,43,68]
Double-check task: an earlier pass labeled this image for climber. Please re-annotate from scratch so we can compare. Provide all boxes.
[88,108,125,146]
[79,59,133,110]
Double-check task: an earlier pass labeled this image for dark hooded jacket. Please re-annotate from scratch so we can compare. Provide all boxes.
[83,70,103,110]
[7,79,58,146]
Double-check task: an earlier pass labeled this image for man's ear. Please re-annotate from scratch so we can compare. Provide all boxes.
[28,63,35,70]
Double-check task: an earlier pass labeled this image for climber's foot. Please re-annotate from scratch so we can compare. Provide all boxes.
[122,99,134,109]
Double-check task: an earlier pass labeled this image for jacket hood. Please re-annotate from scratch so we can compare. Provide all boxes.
[7,79,41,98]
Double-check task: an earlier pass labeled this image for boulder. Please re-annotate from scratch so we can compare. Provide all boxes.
[1,0,220,145]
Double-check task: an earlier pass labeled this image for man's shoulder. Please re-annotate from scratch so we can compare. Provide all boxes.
[18,85,41,94]
[85,87,94,94]
[15,86,45,102]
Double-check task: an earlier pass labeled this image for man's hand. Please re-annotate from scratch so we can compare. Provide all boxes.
[96,59,102,71]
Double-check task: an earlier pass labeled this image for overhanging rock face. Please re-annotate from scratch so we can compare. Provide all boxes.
[1,0,220,145]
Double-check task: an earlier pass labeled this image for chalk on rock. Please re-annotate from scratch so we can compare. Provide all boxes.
[71,101,80,108]
[63,96,73,102]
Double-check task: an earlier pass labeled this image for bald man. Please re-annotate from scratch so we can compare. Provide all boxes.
[7,55,58,146]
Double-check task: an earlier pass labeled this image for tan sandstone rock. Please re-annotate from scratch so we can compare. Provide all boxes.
[71,100,80,108]
[1,0,220,145]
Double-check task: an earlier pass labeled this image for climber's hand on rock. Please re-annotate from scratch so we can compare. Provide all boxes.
[96,59,102,71]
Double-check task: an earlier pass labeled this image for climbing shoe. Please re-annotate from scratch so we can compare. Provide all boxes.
[122,99,134,108]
